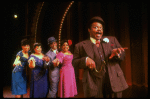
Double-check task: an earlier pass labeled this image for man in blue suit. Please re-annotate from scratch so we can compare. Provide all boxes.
[44,37,59,98]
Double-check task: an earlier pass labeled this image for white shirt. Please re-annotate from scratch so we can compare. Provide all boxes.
[90,37,97,44]
[53,49,57,54]
[51,48,58,54]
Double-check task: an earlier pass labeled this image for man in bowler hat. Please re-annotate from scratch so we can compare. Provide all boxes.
[44,37,59,98]
[72,16,128,98]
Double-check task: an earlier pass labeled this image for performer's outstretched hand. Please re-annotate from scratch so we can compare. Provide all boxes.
[109,47,128,59]
[42,56,50,62]
[52,58,60,67]
[28,57,36,68]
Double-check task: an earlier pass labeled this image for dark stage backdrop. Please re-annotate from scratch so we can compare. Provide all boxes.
[4,2,26,86]
[4,2,148,88]
[38,2,148,87]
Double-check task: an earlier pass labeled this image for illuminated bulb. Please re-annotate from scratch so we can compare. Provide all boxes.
[14,14,18,18]
[58,1,74,48]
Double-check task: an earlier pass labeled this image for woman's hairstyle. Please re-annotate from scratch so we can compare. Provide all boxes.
[31,43,42,53]
[60,39,72,46]
[60,40,68,46]
[59,39,73,53]
[21,39,29,46]
[33,43,41,49]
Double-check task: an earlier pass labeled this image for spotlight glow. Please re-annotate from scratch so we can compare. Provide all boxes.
[14,14,18,18]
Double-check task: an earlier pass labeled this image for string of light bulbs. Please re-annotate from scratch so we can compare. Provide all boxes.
[35,2,45,43]
[58,1,74,48]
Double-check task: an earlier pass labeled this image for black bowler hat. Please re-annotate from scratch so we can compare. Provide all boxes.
[47,37,57,45]
[87,16,105,29]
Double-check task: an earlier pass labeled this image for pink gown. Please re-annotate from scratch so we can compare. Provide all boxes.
[56,52,77,98]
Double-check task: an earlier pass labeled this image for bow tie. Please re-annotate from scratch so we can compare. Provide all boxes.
[96,40,100,47]
[56,51,58,54]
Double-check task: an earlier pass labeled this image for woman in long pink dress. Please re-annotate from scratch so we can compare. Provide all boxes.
[53,40,77,98]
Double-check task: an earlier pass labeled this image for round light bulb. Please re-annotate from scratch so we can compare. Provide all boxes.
[14,14,18,18]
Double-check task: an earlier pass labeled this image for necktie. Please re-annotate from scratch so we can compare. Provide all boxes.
[96,40,100,47]
[56,51,58,55]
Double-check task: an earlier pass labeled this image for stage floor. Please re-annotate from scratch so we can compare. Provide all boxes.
[3,86,30,98]
[3,80,147,98]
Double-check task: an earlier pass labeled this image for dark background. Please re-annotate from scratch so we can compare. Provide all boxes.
[3,1,148,89]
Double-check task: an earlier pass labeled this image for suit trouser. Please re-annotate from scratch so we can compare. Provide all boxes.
[47,67,59,98]
[102,71,122,98]
[83,72,122,98]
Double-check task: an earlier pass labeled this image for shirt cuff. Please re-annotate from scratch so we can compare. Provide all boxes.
[85,57,88,66]
[46,61,50,65]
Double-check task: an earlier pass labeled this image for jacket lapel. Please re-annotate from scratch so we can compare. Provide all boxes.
[82,40,94,59]
[82,38,110,59]
[101,36,110,58]
[48,49,56,60]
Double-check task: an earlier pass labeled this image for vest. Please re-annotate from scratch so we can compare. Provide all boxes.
[89,43,106,78]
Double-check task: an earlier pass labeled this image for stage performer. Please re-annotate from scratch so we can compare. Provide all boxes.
[53,40,77,98]
[72,16,128,98]
[11,39,30,98]
[44,37,60,98]
[28,43,49,98]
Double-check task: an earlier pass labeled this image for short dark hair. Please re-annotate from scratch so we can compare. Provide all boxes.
[33,43,41,49]
[87,16,105,29]
[21,39,29,46]
[60,40,68,46]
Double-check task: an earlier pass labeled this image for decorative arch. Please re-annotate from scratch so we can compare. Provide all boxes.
[31,1,74,48]
[58,1,74,48]
[30,2,45,49]
[34,2,45,43]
